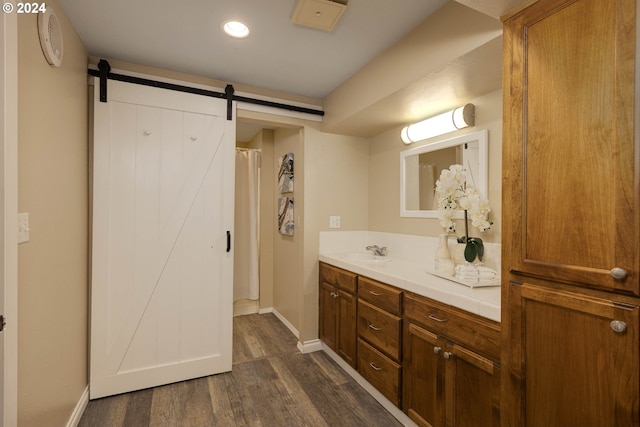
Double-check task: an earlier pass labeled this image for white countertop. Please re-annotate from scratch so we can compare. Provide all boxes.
[319,252,501,323]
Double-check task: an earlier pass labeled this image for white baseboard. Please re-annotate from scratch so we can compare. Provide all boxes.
[258,307,273,314]
[297,338,323,354]
[66,385,89,427]
[321,344,418,427]
[271,307,299,339]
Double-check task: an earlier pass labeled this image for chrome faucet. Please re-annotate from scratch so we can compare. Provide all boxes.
[366,245,387,257]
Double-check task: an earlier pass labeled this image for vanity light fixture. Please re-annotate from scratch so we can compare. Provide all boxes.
[401,103,475,145]
[222,20,250,38]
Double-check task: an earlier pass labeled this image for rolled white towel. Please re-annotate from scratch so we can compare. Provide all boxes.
[455,265,498,283]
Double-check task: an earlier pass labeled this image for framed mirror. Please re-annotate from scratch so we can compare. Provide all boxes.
[400,129,488,218]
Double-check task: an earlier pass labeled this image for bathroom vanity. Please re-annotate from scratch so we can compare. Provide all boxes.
[318,233,501,427]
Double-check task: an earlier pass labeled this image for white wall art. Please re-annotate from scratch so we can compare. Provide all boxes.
[278,197,294,236]
[277,152,294,193]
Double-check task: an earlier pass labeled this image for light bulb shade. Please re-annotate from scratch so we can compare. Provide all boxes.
[401,103,475,144]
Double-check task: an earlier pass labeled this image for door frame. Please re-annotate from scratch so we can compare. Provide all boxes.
[1,2,19,426]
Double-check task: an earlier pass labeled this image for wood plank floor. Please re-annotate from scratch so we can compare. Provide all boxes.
[79,313,402,426]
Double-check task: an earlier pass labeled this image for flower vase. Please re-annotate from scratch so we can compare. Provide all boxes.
[452,242,467,266]
[434,234,455,275]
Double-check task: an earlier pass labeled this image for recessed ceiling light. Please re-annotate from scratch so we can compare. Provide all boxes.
[222,20,250,38]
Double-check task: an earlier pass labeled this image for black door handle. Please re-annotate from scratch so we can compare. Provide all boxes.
[226,231,231,253]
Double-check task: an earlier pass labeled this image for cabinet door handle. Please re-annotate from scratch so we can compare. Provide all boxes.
[369,362,382,371]
[433,346,442,354]
[610,320,627,333]
[428,314,447,323]
[443,351,453,360]
[610,268,628,280]
[369,291,382,296]
[368,324,382,331]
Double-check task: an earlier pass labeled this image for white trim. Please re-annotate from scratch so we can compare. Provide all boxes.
[271,308,299,338]
[399,129,488,219]
[66,386,89,427]
[1,4,19,426]
[257,306,273,315]
[321,344,418,427]
[296,338,322,354]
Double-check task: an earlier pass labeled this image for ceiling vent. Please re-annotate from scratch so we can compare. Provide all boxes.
[291,0,348,32]
[37,7,64,67]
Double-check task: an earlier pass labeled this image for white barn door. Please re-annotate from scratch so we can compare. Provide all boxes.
[90,79,235,399]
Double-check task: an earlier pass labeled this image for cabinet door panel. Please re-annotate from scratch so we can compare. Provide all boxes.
[519,283,639,427]
[502,0,638,294]
[446,344,500,427]
[404,323,444,427]
[336,288,357,367]
[319,281,336,350]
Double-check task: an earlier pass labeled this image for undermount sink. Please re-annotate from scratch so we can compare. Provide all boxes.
[341,252,391,264]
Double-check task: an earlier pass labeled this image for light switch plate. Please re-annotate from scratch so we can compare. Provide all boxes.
[329,215,341,229]
[18,213,30,244]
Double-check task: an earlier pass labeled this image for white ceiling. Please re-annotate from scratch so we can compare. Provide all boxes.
[58,0,525,141]
[58,0,448,99]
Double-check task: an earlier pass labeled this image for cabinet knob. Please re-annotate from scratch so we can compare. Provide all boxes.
[610,268,628,280]
[610,320,627,333]
[443,351,453,360]
[433,346,441,354]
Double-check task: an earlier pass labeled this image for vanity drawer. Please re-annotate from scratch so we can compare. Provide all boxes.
[358,299,402,361]
[357,338,401,408]
[319,262,357,293]
[404,293,501,360]
[358,277,402,316]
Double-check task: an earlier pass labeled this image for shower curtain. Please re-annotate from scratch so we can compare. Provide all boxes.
[234,148,260,301]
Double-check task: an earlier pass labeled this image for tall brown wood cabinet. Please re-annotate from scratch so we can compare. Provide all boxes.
[501,0,639,426]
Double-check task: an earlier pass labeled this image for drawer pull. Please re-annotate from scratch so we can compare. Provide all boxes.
[610,268,628,280]
[369,362,382,371]
[610,320,627,333]
[428,314,447,323]
[368,324,382,331]
[369,291,383,296]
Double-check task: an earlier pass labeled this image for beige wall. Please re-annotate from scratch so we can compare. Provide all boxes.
[301,126,369,342]
[322,1,502,136]
[273,128,304,331]
[368,89,503,243]
[17,2,89,426]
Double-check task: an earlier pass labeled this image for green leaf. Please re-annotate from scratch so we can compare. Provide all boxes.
[464,238,485,262]
[464,242,477,262]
